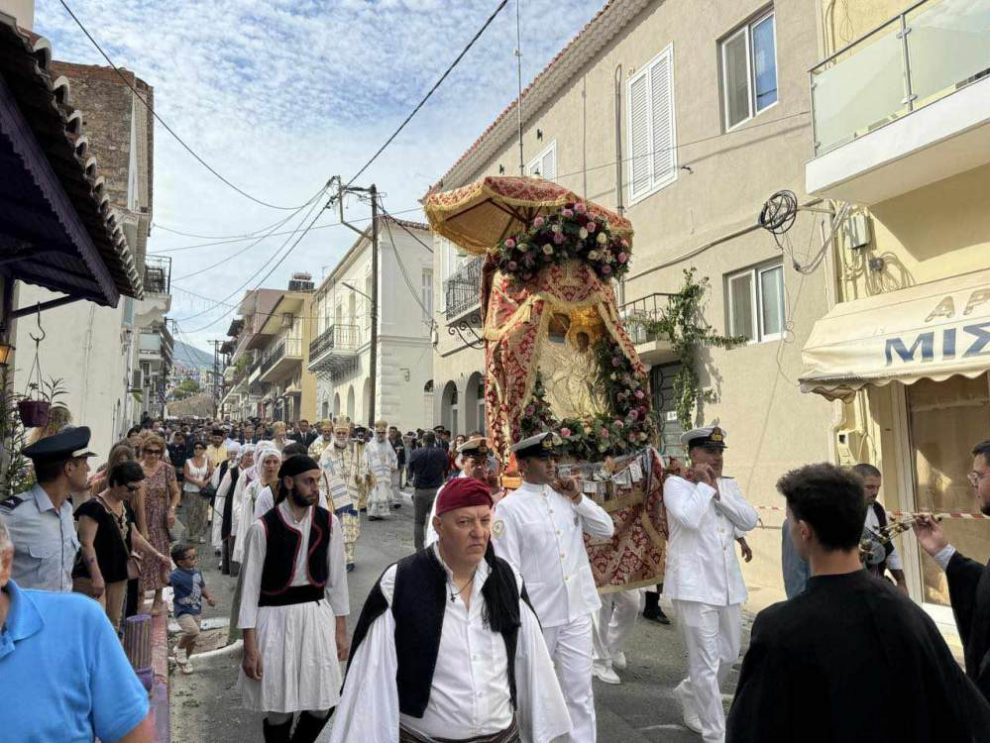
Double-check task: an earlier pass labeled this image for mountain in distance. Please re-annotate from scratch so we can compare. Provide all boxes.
[173,340,214,371]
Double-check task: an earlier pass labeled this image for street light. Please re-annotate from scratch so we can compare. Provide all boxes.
[341,281,370,300]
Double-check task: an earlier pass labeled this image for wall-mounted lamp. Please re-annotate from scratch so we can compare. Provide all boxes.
[498,164,505,174]
[536,128,543,141]
[399,367,411,382]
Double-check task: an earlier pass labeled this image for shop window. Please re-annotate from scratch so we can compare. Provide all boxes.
[907,374,990,605]
[721,9,778,130]
[726,261,784,342]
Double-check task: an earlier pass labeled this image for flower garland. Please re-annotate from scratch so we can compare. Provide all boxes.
[517,339,656,462]
[495,201,631,282]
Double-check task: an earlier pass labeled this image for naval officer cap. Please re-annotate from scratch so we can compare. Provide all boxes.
[22,426,97,463]
[457,436,490,458]
[680,425,728,450]
[511,431,562,460]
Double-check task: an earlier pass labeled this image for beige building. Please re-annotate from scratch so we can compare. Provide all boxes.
[432,0,838,605]
[220,277,316,423]
[308,217,434,431]
[799,0,990,633]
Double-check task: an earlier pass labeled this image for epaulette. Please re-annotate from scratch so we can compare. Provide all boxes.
[0,495,25,511]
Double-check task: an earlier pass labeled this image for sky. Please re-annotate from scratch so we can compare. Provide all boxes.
[36,0,610,350]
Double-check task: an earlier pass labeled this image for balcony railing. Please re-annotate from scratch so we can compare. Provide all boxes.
[144,255,172,295]
[309,324,360,358]
[810,0,990,155]
[444,256,484,321]
[260,337,302,376]
[619,292,676,345]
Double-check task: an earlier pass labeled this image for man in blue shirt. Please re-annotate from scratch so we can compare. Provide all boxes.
[0,519,152,742]
[407,431,450,549]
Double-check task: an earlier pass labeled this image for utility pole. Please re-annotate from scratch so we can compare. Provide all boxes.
[209,339,222,419]
[332,177,379,429]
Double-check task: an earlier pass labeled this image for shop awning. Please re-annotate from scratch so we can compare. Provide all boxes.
[800,268,990,401]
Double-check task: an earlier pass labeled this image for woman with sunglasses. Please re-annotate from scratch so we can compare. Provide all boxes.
[182,442,214,545]
[139,432,181,615]
[73,460,171,629]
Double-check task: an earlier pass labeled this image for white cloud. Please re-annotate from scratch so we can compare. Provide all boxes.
[37,0,607,347]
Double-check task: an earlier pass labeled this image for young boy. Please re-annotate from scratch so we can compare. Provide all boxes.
[170,543,215,674]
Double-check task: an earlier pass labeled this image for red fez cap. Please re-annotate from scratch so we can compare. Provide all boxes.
[435,477,493,517]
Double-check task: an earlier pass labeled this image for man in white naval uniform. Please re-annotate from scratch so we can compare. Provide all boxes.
[492,432,615,742]
[664,426,757,743]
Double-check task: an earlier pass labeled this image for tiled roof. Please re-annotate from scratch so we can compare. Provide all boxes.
[430,0,652,194]
[0,15,143,301]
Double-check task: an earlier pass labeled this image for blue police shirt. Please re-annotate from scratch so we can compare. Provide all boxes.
[0,484,79,591]
[0,579,150,742]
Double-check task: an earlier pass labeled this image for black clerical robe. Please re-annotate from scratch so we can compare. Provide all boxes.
[946,551,990,702]
[726,570,990,743]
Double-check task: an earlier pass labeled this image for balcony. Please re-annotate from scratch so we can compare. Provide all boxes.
[806,0,990,205]
[308,324,360,374]
[619,292,677,366]
[444,256,483,324]
[259,337,303,382]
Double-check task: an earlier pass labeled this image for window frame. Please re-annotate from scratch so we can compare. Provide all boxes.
[626,43,678,207]
[720,8,779,132]
[726,259,785,344]
[527,140,557,180]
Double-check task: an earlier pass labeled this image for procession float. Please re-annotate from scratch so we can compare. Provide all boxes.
[425,176,667,592]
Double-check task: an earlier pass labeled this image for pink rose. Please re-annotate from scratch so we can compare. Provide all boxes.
[505,238,516,249]
[601,265,613,275]
[553,233,565,244]
[525,405,535,416]
[574,202,587,214]
[507,260,518,271]
[634,389,645,399]
[561,427,572,438]
[617,252,628,264]
[628,409,639,421]
[611,357,622,367]
[533,216,545,228]
[614,419,624,428]
[586,220,597,232]
[561,208,574,218]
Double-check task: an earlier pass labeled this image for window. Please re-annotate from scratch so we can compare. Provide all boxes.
[627,44,677,204]
[421,268,434,325]
[527,141,556,181]
[721,10,777,130]
[726,261,784,342]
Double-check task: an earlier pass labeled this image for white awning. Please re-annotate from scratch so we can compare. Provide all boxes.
[800,268,990,400]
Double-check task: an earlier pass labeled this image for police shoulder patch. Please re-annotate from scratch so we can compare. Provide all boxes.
[492,519,505,538]
[0,495,25,511]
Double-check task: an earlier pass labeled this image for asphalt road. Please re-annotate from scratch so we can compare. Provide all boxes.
[170,498,748,742]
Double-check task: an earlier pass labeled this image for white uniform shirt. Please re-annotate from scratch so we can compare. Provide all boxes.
[237,500,349,629]
[381,546,513,740]
[663,476,758,606]
[492,481,614,628]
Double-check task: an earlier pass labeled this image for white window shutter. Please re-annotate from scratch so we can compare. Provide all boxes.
[628,72,650,199]
[541,146,556,182]
[650,50,675,187]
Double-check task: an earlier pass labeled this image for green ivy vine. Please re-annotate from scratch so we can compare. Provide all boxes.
[636,269,746,429]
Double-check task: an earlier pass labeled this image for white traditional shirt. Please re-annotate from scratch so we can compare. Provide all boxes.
[663,476,758,606]
[492,481,614,628]
[329,546,571,743]
[238,500,349,630]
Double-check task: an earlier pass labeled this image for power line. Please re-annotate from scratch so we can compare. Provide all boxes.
[379,205,434,254]
[345,0,510,187]
[57,0,324,211]
[381,205,436,323]
[150,205,427,253]
[174,190,330,326]
[154,217,296,240]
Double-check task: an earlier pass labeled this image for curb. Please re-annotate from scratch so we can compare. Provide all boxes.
[186,639,243,670]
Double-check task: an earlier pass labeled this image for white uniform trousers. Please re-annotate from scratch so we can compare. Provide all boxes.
[672,600,742,743]
[591,589,641,667]
[542,613,596,742]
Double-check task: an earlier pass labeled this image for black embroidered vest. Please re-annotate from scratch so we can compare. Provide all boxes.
[258,505,332,607]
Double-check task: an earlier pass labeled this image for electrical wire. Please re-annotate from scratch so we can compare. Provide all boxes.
[57,0,324,211]
[150,205,427,253]
[345,0,510,187]
[379,205,434,254]
[381,204,437,324]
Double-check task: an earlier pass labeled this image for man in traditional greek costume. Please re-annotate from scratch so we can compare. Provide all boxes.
[330,478,570,743]
[238,455,349,743]
[364,420,398,520]
[317,419,361,572]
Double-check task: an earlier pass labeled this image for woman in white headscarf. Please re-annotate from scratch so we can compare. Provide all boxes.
[213,443,250,575]
[229,441,273,565]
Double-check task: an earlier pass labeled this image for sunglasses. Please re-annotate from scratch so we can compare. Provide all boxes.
[145,449,163,455]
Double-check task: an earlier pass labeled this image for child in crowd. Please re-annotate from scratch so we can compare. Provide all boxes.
[169,543,215,674]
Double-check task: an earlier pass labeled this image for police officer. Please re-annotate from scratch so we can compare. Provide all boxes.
[492,431,615,742]
[0,426,95,591]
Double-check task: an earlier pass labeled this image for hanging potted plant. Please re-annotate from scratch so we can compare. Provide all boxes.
[18,377,67,428]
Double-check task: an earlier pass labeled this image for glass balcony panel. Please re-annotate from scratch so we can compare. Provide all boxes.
[906,0,990,107]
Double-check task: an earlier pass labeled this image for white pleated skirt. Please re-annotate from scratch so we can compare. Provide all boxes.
[237,599,342,713]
